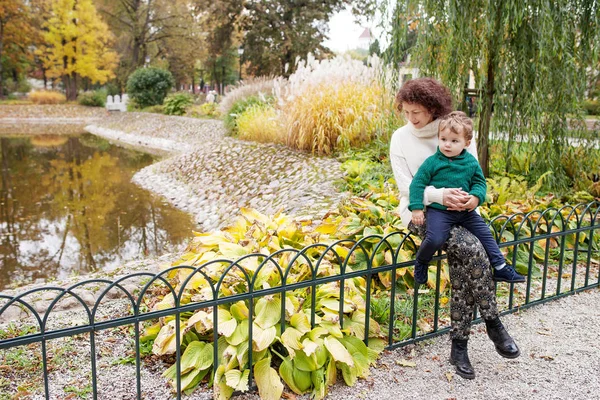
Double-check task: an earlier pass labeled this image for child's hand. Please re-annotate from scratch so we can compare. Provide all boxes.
[412,210,425,225]
[465,195,480,212]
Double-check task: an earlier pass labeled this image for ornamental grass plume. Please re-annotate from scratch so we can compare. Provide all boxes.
[28,90,67,104]
[276,54,400,155]
[219,76,280,116]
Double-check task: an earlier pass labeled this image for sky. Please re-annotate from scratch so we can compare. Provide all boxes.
[323,7,382,53]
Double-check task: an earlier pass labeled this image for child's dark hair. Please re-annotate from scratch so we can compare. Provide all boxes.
[395,78,453,119]
[439,111,474,141]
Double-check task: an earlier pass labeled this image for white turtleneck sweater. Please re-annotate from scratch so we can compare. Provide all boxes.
[389,119,479,227]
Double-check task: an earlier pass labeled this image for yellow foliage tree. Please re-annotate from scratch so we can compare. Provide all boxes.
[38,0,118,100]
[0,0,34,98]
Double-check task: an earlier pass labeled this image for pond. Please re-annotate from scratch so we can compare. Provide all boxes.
[0,133,195,290]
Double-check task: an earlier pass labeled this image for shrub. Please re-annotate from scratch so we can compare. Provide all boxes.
[187,102,220,118]
[141,104,165,114]
[583,100,600,115]
[223,95,272,134]
[126,67,174,108]
[163,92,194,115]
[28,90,66,104]
[77,89,107,107]
[236,104,283,143]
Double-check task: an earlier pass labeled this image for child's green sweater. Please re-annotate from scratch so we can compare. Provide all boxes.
[409,148,487,211]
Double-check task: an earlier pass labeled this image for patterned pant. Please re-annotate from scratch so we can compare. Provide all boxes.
[410,222,499,340]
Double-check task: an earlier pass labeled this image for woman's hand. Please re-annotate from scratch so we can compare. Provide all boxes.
[443,188,471,211]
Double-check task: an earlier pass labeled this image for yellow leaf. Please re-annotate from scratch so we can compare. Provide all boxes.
[324,337,354,367]
[254,358,284,400]
[396,359,416,367]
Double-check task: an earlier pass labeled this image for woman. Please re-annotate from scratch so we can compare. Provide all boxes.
[389,78,520,380]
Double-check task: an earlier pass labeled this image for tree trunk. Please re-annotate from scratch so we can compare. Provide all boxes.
[477,3,503,177]
[0,22,5,99]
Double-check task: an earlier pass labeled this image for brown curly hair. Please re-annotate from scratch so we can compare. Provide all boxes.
[395,78,453,119]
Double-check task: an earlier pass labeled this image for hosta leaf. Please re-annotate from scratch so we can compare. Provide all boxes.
[279,358,304,395]
[183,368,210,394]
[227,319,249,346]
[180,368,204,392]
[230,301,250,321]
[314,344,328,369]
[315,223,338,235]
[281,327,303,355]
[301,338,319,356]
[225,369,250,392]
[308,327,328,341]
[324,337,354,367]
[311,368,326,400]
[339,363,357,386]
[293,350,318,372]
[255,297,281,329]
[153,320,179,355]
[219,242,249,259]
[252,324,277,352]
[179,341,207,374]
[290,312,311,334]
[319,321,343,338]
[325,358,337,386]
[214,365,234,400]
[217,310,237,337]
[186,310,213,334]
[293,367,313,392]
[254,358,284,400]
[154,293,175,311]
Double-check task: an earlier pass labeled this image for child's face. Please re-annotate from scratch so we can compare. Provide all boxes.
[438,128,470,158]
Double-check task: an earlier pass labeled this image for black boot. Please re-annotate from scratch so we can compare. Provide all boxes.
[450,339,475,379]
[485,317,521,359]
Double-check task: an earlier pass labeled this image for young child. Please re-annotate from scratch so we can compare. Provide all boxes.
[408,111,526,285]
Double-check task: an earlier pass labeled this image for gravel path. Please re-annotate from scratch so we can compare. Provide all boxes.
[5,287,597,400]
[327,287,600,400]
[86,113,347,231]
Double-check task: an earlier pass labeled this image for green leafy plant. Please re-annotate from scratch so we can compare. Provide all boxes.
[223,95,272,135]
[77,88,107,107]
[126,67,174,108]
[163,92,194,116]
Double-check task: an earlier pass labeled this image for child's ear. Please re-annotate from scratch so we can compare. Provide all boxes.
[466,139,471,147]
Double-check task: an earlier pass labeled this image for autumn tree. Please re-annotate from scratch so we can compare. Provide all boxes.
[95,0,193,89]
[190,0,243,90]
[385,1,600,191]
[39,0,118,100]
[0,0,34,97]
[242,0,349,77]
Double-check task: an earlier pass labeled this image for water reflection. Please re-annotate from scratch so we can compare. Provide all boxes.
[0,134,195,290]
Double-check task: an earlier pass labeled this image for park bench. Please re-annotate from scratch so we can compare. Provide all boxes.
[106,94,128,112]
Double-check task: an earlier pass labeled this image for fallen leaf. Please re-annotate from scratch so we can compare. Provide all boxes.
[396,359,416,367]
[536,330,552,336]
[282,392,297,400]
[540,355,554,361]
[445,371,453,382]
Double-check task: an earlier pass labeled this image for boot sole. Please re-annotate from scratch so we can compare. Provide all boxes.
[495,346,521,359]
[449,358,475,379]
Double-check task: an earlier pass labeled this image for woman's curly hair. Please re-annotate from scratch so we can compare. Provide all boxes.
[395,78,453,119]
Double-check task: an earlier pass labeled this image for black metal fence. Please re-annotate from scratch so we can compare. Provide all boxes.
[1,201,599,399]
